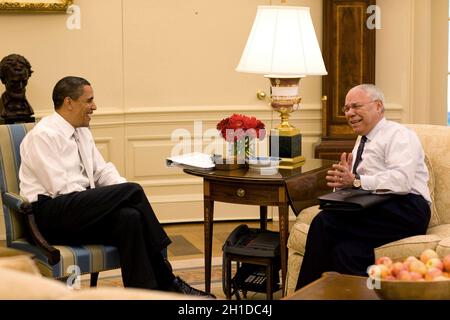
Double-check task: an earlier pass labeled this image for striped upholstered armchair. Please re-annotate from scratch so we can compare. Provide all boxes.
[0,123,120,286]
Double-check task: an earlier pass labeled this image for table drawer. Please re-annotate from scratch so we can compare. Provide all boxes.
[208,181,281,205]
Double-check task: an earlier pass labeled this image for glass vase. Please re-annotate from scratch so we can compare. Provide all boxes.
[228,137,255,164]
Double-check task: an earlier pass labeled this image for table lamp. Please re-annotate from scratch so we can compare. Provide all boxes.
[236,5,327,169]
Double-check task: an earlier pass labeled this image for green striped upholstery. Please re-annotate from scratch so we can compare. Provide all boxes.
[0,124,120,279]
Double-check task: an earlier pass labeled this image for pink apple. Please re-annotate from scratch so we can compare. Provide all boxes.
[442,254,450,272]
[420,249,439,264]
[367,264,381,279]
[376,256,393,268]
[390,261,407,277]
[410,271,424,281]
[403,256,419,269]
[409,260,427,275]
[397,270,413,281]
[426,258,444,271]
[425,267,443,280]
[368,264,389,280]
[378,264,390,278]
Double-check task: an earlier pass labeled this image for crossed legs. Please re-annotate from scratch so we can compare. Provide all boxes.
[296,194,430,289]
[33,182,173,290]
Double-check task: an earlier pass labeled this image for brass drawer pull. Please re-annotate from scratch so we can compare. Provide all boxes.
[236,188,246,197]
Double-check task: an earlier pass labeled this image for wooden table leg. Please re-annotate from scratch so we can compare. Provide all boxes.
[278,202,289,297]
[267,263,273,300]
[204,198,214,293]
[260,206,267,230]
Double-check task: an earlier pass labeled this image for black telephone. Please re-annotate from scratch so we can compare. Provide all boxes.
[222,224,280,257]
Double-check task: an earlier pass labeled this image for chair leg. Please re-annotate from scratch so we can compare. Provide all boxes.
[90,272,99,287]
[58,276,69,285]
[267,264,273,300]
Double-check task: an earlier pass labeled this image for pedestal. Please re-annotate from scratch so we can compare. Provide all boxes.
[0,116,35,125]
[269,127,305,169]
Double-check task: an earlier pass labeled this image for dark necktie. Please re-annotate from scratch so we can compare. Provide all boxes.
[352,135,367,174]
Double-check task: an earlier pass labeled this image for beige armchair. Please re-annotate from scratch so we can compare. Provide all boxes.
[285,124,450,295]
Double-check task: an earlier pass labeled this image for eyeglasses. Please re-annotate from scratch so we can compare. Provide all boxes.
[341,101,377,113]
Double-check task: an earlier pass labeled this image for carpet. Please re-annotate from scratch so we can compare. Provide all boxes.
[80,257,283,300]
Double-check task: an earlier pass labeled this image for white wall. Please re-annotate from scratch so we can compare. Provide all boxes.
[377,0,448,125]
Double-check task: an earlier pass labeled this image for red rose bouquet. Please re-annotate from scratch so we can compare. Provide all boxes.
[216,114,265,158]
[216,113,265,142]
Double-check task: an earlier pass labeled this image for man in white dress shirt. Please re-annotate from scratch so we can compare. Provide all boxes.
[19,76,214,298]
[296,84,431,289]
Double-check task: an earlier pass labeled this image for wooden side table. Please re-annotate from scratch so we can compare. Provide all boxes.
[184,158,334,295]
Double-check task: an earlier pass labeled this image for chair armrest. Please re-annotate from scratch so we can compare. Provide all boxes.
[2,192,28,211]
[2,192,60,265]
[285,164,333,216]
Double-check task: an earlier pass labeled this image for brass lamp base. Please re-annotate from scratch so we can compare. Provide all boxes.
[278,157,306,170]
[264,76,306,169]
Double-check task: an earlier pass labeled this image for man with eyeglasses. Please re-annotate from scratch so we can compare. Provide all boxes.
[296,84,431,289]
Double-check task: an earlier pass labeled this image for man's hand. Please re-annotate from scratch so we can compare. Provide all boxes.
[325,152,355,189]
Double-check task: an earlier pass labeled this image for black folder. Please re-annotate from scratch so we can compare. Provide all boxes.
[318,189,395,212]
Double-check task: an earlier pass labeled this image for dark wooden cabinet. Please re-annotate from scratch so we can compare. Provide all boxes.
[315,0,376,160]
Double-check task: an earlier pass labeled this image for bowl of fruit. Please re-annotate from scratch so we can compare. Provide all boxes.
[368,249,450,300]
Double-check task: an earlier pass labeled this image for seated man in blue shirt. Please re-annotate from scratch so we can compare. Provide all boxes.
[19,76,215,298]
[296,84,431,289]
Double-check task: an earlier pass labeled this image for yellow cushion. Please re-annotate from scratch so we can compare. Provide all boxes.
[436,237,450,257]
[426,224,450,238]
[0,267,69,299]
[0,256,41,276]
[287,222,309,254]
[374,234,441,261]
[424,155,439,228]
[297,205,320,225]
[286,251,303,295]
[64,287,199,300]
[405,124,450,224]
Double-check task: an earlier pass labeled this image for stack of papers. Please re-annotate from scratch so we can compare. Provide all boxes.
[166,152,215,171]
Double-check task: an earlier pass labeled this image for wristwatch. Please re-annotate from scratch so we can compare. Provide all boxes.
[353,174,361,189]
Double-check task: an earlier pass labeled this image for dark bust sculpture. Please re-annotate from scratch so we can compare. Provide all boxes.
[0,54,35,124]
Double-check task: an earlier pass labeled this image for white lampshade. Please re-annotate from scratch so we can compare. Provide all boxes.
[236,6,327,77]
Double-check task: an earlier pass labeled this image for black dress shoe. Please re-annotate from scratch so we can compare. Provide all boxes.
[164,258,173,273]
[170,276,216,299]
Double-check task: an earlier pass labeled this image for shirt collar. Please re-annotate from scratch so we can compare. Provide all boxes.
[52,112,76,139]
[365,117,386,141]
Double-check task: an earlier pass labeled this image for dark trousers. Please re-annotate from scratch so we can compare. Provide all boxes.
[32,182,173,290]
[296,193,430,290]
